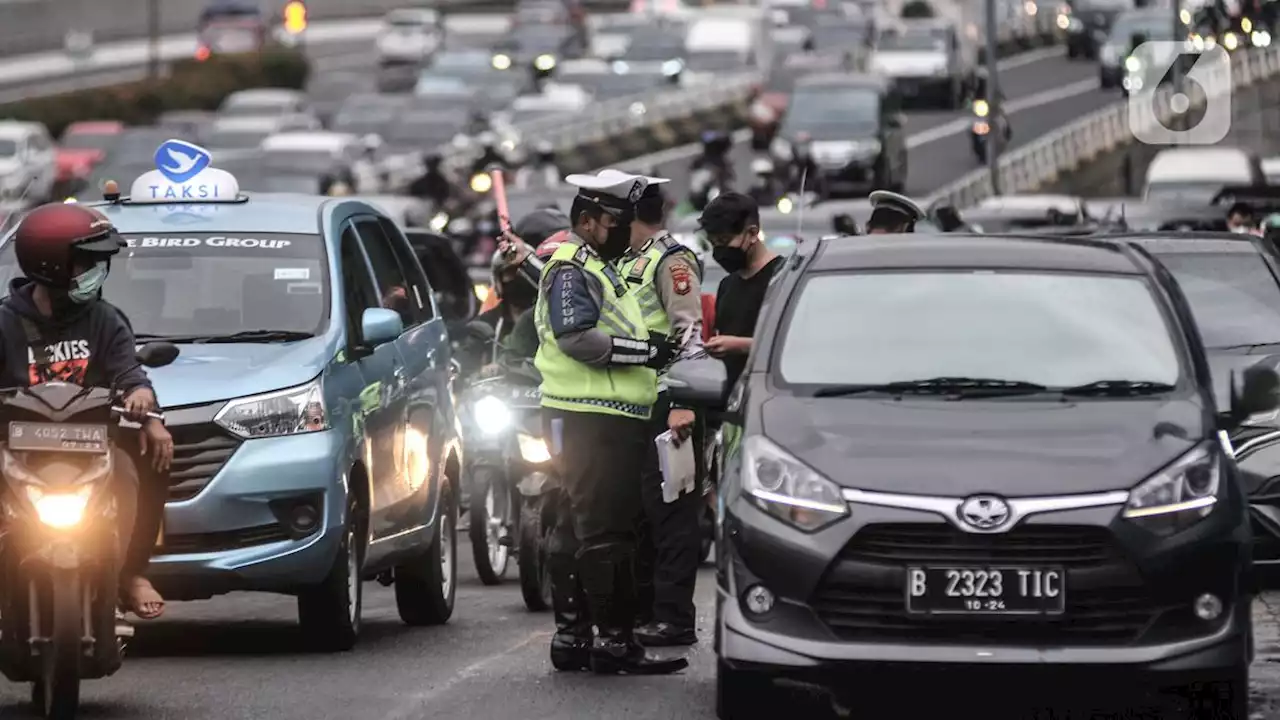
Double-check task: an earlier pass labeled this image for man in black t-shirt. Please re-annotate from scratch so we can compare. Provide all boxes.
[697,193,785,391]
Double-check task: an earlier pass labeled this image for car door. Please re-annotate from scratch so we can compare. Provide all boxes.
[339,221,403,542]
[352,215,431,538]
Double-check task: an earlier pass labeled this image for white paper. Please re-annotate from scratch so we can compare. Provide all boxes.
[274,267,310,280]
[655,430,697,504]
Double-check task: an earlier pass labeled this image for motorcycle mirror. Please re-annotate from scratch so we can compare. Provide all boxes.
[136,342,179,369]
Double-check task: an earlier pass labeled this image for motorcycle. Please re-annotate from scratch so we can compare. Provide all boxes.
[455,323,557,609]
[747,157,780,205]
[687,163,730,212]
[970,98,1011,163]
[0,342,178,719]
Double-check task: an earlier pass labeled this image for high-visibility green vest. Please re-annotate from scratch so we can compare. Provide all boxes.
[618,233,701,338]
[534,240,657,420]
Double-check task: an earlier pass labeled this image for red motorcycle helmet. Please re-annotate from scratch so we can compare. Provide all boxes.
[536,230,572,260]
[13,203,122,288]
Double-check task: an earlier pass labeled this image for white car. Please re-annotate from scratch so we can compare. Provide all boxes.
[0,121,56,209]
[217,88,313,120]
[377,8,443,66]
[1143,147,1266,203]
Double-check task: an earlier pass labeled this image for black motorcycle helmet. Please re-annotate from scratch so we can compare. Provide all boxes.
[423,151,443,169]
[534,140,555,165]
[700,130,732,156]
[514,207,571,247]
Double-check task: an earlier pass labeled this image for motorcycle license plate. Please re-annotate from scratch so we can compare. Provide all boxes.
[8,422,109,453]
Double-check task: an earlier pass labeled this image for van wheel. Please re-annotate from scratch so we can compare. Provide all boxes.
[395,482,456,625]
[1182,667,1248,719]
[716,659,775,719]
[298,493,364,652]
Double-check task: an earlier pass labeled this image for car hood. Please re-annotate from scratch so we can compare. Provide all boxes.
[147,337,331,407]
[870,51,946,75]
[761,395,1204,496]
[1206,351,1280,413]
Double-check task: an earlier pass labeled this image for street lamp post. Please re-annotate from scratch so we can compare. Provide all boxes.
[985,0,1003,194]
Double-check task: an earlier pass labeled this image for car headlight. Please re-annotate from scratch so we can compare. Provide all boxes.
[1124,55,1141,72]
[661,58,684,76]
[473,395,512,434]
[1123,443,1220,535]
[1224,32,1239,50]
[26,485,92,529]
[492,53,512,69]
[215,379,329,439]
[517,433,551,463]
[534,53,556,71]
[741,436,848,532]
[769,136,792,161]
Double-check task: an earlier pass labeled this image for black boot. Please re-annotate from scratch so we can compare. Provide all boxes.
[548,554,592,671]
[579,543,688,676]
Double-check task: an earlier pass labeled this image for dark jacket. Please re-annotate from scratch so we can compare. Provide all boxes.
[0,278,152,393]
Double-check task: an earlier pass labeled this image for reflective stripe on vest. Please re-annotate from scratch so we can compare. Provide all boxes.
[534,241,657,419]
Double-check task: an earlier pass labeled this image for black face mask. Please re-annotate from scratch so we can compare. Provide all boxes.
[712,245,749,273]
[501,281,536,310]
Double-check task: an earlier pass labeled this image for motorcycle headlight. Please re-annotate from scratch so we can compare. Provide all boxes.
[741,436,848,532]
[973,99,990,117]
[25,485,92,529]
[470,172,492,193]
[1123,443,1220,536]
[214,379,329,439]
[473,395,512,434]
[517,433,551,463]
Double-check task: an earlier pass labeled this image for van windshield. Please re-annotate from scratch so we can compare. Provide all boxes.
[777,270,1181,388]
[0,233,329,340]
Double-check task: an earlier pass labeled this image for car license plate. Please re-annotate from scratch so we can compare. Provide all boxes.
[906,566,1065,615]
[8,422,109,453]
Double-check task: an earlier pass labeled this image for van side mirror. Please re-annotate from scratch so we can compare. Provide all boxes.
[1224,364,1280,429]
[666,357,728,407]
[136,342,179,368]
[361,307,403,348]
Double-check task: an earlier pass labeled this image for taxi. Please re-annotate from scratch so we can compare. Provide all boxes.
[0,140,463,651]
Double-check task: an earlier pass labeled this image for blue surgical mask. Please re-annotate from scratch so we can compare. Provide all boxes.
[67,261,108,304]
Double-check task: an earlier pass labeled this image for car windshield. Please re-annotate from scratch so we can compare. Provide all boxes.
[414,74,469,94]
[1109,13,1170,41]
[684,50,745,72]
[617,31,684,60]
[61,132,118,151]
[777,270,1181,388]
[220,100,290,117]
[204,127,272,149]
[0,233,329,338]
[262,149,338,174]
[811,22,867,48]
[781,87,880,134]
[0,140,15,157]
[1145,246,1280,349]
[432,52,491,73]
[878,31,945,52]
[1144,181,1228,204]
[507,27,567,51]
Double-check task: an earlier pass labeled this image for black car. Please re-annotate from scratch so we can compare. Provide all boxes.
[1115,232,1280,587]
[669,233,1273,718]
[1064,0,1134,59]
[774,73,908,197]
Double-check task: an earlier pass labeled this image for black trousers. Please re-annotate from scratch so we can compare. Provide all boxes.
[119,439,167,580]
[543,408,648,550]
[634,393,703,629]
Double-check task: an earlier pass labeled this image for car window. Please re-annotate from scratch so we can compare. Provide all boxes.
[776,270,1181,388]
[0,139,16,157]
[340,226,382,347]
[355,217,420,328]
[1147,248,1280,349]
[379,217,434,321]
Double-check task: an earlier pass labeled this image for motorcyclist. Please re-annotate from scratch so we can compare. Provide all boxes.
[1227,201,1256,233]
[502,232,571,363]
[409,151,454,209]
[352,134,384,194]
[471,131,508,175]
[690,130,734,180]
[0,202,175,620]
[514,141,563,189]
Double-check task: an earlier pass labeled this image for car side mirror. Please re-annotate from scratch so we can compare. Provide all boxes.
[136,342,179,368]
[361,307,404,348]
[666,357,728,407]
[1224,364,1280,429]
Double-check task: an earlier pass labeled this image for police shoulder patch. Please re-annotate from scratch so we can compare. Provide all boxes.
[627,256,651,281]
[572,245,591,266]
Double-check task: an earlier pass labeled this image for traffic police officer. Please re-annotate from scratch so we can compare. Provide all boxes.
[617,177,705,647]
[865,190,926,234]
[532,169,688,675]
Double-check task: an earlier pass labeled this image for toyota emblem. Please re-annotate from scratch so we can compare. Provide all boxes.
[959,495,1011,531]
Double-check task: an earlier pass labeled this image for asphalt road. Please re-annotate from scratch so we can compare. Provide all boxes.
[628,48,1122,206]
[1,542,1277,719]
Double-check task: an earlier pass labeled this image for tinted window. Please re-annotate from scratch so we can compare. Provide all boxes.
[1148,247,1280,348]
[340,227,381,346]
[777,271,1181,387]
[355,218,419,328]
[782,87,880,133]
[379,217,434,321]
[0,233,328,338]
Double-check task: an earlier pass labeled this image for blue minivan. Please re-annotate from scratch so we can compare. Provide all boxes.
[0,142,464,651]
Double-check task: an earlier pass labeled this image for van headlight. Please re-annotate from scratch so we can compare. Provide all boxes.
[518,433,551,463]
[215,379,329,438]
[742,436,847,532]
[1123,444,1219,535]
[473,395,512,434]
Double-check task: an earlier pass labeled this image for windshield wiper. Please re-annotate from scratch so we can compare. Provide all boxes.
[1212,342,1280,352]
[812,376,1050,398]
[1057,380,1176,396]
[139,330,315,344]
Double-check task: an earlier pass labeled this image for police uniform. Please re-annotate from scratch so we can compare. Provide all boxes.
[617,178,706,646]
[533,170,687,675]
[866,190,926,233]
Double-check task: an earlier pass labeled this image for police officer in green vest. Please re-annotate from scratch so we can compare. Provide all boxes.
[617,177,705,648]
[532,169,688,675]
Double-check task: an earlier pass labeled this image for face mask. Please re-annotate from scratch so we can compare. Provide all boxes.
[1229,224,1250,234]
[501,281,536,309]
[67,261,108,304]
[712,245,749,274]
